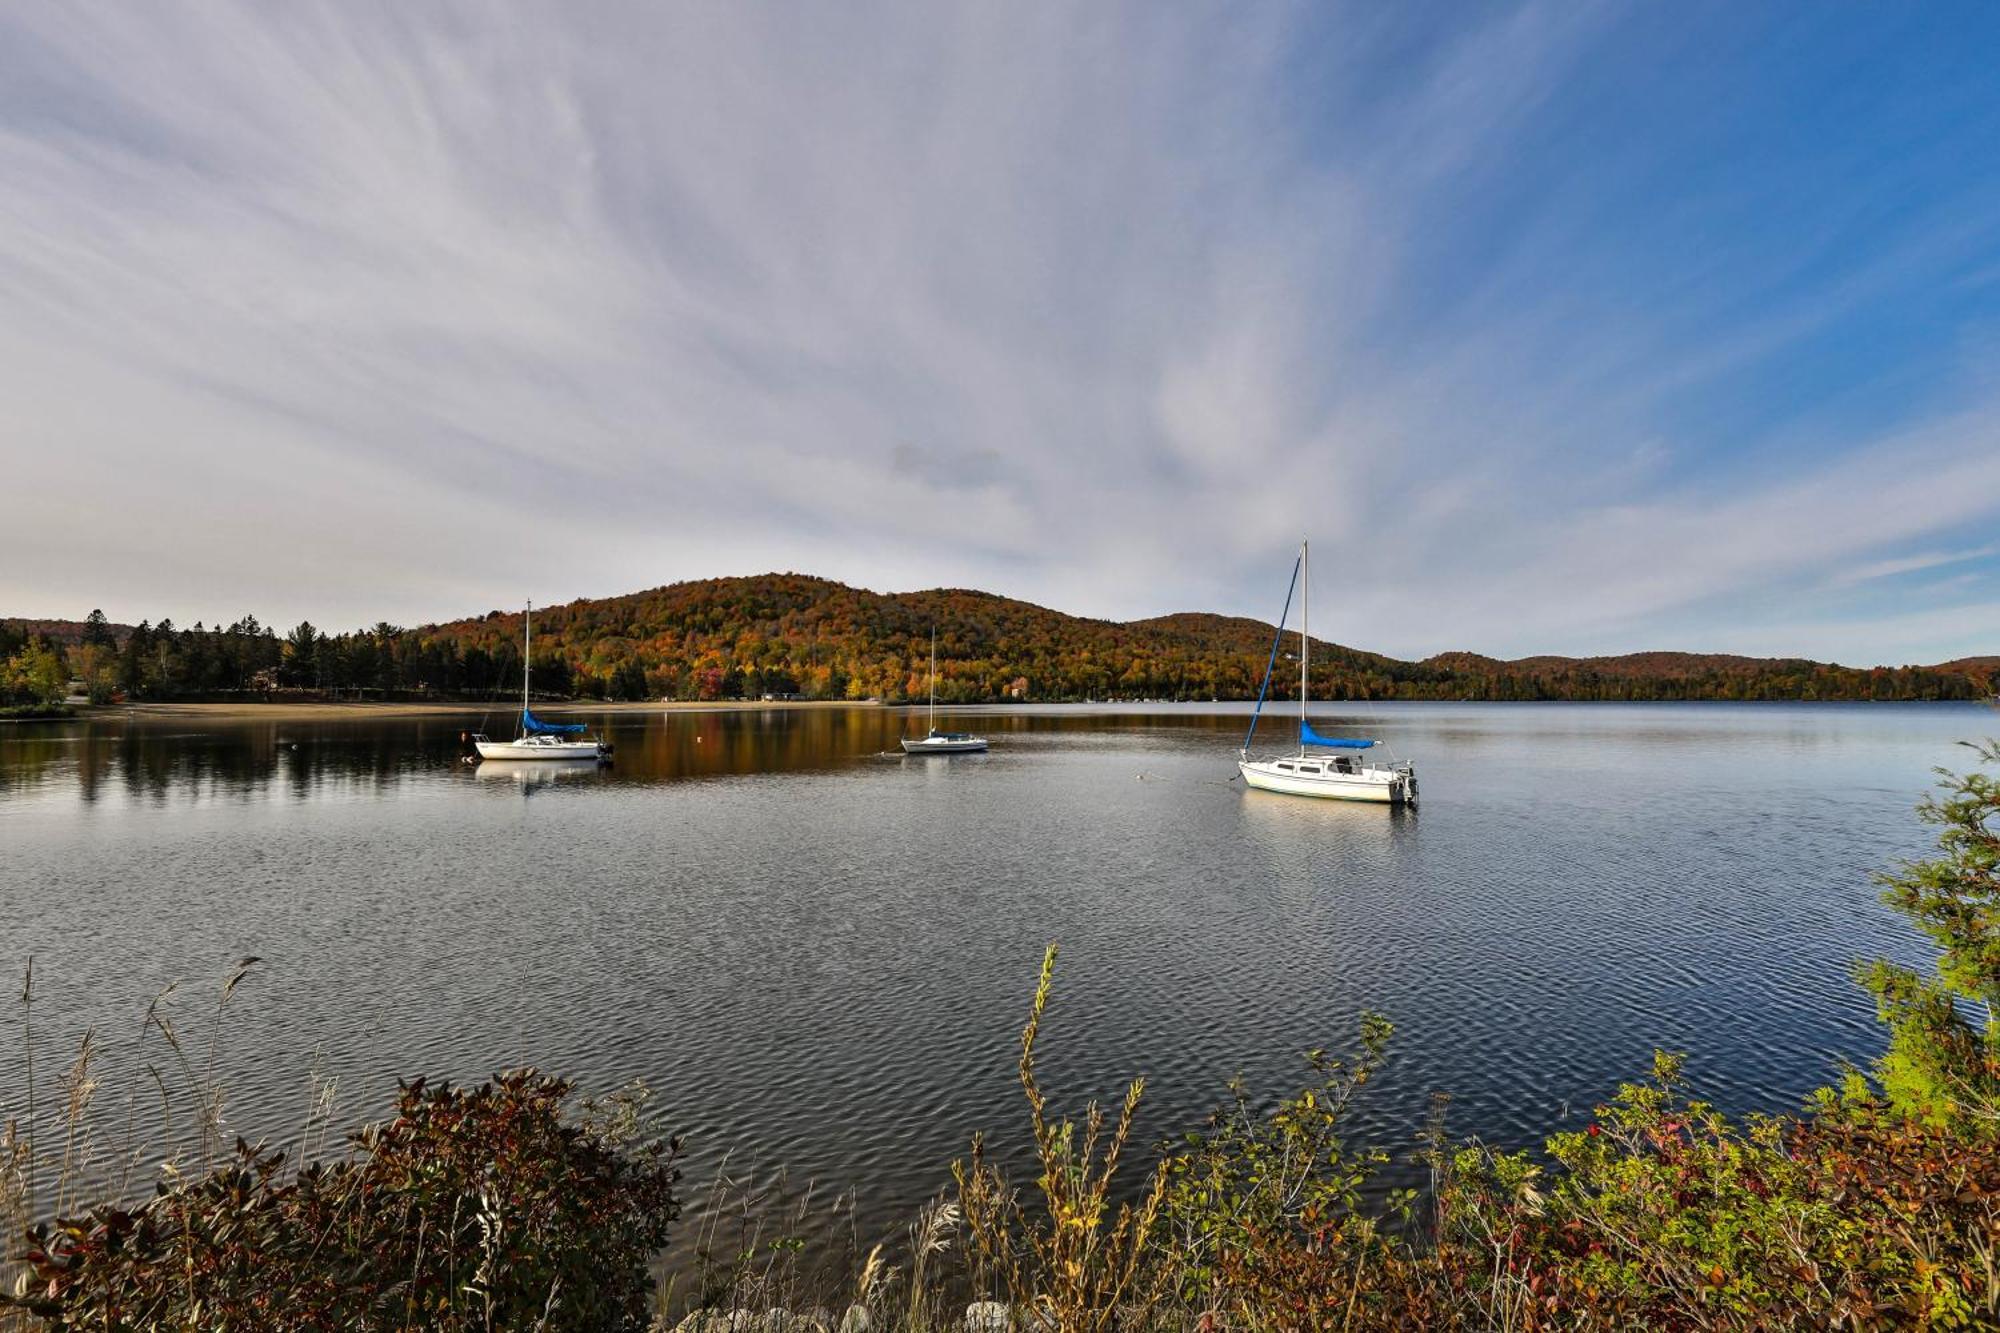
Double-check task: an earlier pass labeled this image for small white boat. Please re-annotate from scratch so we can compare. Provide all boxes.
[901,731,989,755]
[1237,539,1415,805]
[470,600,609,763]
[474,732,606,761]
[1238,751,1412,803]
[901,626,987,754]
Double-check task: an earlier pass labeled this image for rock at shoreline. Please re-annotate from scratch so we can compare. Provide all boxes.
[963,1301,1010,1333]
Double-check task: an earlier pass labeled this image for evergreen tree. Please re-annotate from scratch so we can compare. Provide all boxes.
[283,622,322,688]
[1860,739,2000,1128]
[118,621,156,697]
[611,658,649,701]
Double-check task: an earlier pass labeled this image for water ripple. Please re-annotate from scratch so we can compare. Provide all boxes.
[0,701,1982,1253]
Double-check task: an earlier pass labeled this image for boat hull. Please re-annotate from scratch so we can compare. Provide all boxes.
[1239,758,1413,804]
[474,739,606,761]
[901,737,988,754]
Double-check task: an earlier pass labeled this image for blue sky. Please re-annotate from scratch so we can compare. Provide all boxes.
[1,2,1996,663]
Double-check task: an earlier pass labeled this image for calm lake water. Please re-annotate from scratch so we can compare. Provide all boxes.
[1,701,1990,1246]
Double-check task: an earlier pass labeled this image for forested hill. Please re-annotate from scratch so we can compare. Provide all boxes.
[419,577,1438,703]
[419,578,1992,701]
[4,615,135,646]
[6,574,1994,703]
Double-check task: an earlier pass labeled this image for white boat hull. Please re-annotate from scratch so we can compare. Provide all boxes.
[474,738,606,761]
[473,604,608,764]
[1239,757,1414,804]
[901,736,988,754]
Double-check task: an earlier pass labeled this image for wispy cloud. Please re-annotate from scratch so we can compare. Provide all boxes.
[1831,545,2000,588]
[0,2,1996,663]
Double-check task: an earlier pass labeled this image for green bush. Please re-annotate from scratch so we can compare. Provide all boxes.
[0,642,66,709]
[1439,1056,2000,1328]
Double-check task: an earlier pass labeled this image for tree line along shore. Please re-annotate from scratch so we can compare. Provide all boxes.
[6,573,1995,713]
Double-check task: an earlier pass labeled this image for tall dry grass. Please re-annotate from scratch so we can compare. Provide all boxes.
[953,943,1169,1332]
[3,956,269,1327]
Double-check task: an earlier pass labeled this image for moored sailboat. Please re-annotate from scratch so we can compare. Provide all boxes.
[471,601,609,762]
[1237,540,1415,804]
[901,626,987,754]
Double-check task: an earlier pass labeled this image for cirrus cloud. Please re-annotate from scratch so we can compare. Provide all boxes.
[0,2,1996,663]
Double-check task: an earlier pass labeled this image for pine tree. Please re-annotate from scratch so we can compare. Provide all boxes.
[1859,739,2000,1128]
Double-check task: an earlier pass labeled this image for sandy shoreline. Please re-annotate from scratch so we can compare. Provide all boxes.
[78,699,888,722]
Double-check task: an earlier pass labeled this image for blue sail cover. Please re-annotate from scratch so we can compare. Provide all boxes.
[1301,722,1376,750]
[521,708,587,736]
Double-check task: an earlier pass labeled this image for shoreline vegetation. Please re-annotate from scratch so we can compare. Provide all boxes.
[5,744,1999,1328]
[9,693,1989,731]
[0,704,72,722]
[76,698,884,722]
[7,575,1996,713]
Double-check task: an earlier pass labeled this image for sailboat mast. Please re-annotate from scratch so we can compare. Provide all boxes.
[1299,539,1309,747]
[523,600,531,713]
[929,626,938,731]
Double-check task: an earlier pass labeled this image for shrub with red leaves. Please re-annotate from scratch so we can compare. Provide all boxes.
[5,1070,680,1332]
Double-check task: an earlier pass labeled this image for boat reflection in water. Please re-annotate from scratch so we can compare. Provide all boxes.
[471,758,608,793]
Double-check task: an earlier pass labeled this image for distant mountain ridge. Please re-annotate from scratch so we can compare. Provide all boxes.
[1426,649,1837,677]
[8,574,1994,702]
[4,617,136,646]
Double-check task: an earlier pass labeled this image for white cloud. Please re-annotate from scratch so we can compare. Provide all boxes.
[0,1,1995,665]
[1830,545,2000,587]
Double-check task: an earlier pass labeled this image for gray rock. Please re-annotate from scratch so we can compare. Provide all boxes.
[838,1306,871,1333]
[963,1301,1011,1333]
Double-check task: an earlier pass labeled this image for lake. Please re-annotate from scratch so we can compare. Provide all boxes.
[0,701,1988,1250]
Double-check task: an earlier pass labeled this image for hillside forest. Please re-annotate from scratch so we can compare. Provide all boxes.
[5,575,1994,708]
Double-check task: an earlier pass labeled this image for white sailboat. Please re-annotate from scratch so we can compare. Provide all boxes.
[1237,540,1416,804]
[471,601,609,762]
[901,626,988,754]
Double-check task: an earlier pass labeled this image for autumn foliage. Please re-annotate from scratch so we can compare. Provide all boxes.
[10,577,1995,704]
[5,1073,680,1332]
